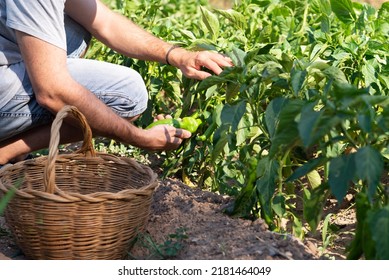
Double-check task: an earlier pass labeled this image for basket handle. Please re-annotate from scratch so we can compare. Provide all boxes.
[44,105,96,194]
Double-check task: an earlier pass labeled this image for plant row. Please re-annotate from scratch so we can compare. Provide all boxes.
[90,0,388,259]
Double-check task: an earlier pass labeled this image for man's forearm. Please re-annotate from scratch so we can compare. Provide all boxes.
[65,0,173,64]
[41,77,144,147]
[99,15,172,63]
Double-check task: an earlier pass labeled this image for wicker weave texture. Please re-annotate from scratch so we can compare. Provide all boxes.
[0,106,158,259]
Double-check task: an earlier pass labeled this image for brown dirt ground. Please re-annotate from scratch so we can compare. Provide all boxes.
[0,169,355,260]
[130,178,320,260]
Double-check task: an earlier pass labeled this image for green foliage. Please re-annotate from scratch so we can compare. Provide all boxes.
[0,177,23,215]
[129,227,188,259]
[93,0,388,259]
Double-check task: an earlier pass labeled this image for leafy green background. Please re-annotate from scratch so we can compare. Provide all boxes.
[89,0,388,259]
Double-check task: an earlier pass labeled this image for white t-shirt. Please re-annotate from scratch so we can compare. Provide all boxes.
[0,0,66,104]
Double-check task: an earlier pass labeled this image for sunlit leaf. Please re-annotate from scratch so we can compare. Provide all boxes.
[200,6,220,41]
[214,9,247,30]
[330,0,356,24]
[307,169,322,189]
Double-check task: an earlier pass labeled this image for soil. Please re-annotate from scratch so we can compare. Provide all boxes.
[0,168,355,261]
[130,178,320,260]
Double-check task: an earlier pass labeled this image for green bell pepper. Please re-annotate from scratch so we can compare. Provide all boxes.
[146,117,202,134]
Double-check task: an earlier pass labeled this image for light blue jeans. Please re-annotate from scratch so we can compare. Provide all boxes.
[0,16,148,142]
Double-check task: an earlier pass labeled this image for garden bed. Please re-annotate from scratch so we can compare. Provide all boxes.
[1,176,355,260]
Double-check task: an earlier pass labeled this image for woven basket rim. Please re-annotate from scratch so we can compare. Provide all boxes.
[0,106,158,204]
[0,154,158,203]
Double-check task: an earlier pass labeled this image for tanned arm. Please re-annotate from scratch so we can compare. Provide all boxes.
[15,31,189,150]
[64,0,232,80]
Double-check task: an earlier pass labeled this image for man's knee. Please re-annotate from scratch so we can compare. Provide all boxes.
[126,114,141,122]
[65,15,92,58]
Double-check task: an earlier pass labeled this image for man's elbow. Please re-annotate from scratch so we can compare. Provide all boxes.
[34,88,65,113]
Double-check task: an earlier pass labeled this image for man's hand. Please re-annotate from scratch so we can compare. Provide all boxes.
[138,124,192,151]
[167,48,233,80]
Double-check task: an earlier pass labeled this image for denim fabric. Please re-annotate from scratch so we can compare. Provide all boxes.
[0,16,148,142]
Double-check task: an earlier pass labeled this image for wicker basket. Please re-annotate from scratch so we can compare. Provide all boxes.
[0,105,158,260]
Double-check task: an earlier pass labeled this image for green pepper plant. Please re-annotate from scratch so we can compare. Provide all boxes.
[91,0,388,259]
